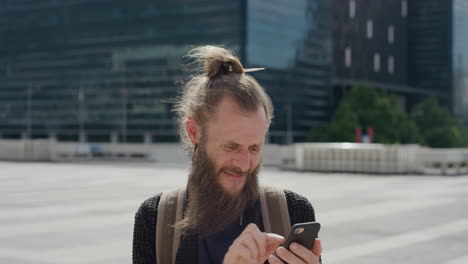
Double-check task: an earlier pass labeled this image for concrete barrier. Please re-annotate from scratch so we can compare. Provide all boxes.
[280,143,468,175]
[0,140,284,166]
[49,142,157,161]
[0,139,157,162]
[418,148,468,175]
[0,139,51,161]
[2,139,467,175]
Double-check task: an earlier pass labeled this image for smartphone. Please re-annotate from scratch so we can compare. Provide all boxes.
[281,222,321,250]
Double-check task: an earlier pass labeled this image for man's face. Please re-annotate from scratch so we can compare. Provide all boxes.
[202,96,267,196]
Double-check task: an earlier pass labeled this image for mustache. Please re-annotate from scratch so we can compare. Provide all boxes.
[219,166,249,177]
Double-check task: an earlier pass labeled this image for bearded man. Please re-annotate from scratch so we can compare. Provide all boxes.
[132,46,322,264]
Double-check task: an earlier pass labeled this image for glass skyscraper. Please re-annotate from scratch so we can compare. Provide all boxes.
[247,0,331,142]
[407,0,452,106]
[0,0,331,144]
[453,0,468,120]
[408,0,468,122]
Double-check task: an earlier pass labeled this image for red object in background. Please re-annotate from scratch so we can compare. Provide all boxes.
[355,128,362,143]
[367,127,374,143]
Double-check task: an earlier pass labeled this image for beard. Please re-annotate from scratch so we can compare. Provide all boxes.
[176,140,261,237]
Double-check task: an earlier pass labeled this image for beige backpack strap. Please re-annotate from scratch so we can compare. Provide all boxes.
[259,185,291,237]
[155,188,186,264]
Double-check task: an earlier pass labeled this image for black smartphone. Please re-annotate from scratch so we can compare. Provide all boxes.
[281,221,321,250]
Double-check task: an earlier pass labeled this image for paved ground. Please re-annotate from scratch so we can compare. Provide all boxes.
[1,161,467,264]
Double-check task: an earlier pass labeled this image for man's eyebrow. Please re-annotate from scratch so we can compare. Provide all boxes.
[224,141,261,148]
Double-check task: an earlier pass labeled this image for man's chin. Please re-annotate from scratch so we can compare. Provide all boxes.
[219,184,244,198]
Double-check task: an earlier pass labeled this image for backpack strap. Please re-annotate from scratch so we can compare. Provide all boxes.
[155,186,291,263]
[259,185,291,237]
[155,188,185,264]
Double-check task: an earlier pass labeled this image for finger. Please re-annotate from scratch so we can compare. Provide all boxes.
[276,246,306,264]
[238,224,263,260]
[240,232,259,261]
[264,233,285,256]
[243,223,260,234]
[245,224,266,258]
[311,239,322,257]
[257,233,284,263]
[236,243,257,264]
[268,254,286,264]
[289,242,319,264]
[255,234,266,259]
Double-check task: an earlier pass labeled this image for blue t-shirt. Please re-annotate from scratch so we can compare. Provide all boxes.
[198,218,244,264]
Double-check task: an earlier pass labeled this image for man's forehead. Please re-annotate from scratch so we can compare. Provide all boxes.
[211,96,267,122]
[205,114,267,145]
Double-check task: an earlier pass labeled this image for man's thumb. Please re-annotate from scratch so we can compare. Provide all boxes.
[257,233,284,263]
[264,233,285,254]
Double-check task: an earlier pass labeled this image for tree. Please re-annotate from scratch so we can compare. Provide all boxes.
[310,84,423,144]
[411,97,467,148]
[310,101,358,142]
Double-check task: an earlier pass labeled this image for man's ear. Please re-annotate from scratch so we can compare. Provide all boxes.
[186,116,200,145]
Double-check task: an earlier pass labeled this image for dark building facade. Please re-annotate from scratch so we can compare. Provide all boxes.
[452,0,468,122]
[332,0,422,112]
[333,0,468,121]
[407,0,453,108]
[332,0,422,110]
[408,0,468,121]
[0,0,331,143]
[333,0,408,85]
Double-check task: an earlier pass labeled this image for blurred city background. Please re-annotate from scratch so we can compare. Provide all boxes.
[1,0,467,264]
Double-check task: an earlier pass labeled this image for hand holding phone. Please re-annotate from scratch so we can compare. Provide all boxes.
[281,222,321,250]
[272,221,321,263]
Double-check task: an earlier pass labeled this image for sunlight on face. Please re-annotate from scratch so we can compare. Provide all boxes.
[203,96,268,196]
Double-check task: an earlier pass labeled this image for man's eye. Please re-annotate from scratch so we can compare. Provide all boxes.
[250,147,260,153]
[224,145,237,151]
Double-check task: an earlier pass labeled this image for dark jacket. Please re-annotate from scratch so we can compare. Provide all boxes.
[132,189,316,264]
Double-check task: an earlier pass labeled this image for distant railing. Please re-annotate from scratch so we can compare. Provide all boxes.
[51,142,155,161]
[280,143,468,175]
[0,139,281,165]
[1,140,467,175]
[0,139,157,162]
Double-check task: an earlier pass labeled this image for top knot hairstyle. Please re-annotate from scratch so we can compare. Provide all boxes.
[174,45,274,154]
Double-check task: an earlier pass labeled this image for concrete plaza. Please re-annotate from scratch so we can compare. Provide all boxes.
[1,161,467,264]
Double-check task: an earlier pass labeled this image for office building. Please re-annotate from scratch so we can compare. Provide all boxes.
[453,0,468,121]
[332,0,465,115]
[0,0,332,144]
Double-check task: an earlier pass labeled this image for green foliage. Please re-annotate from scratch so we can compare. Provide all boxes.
[310,101,357,142]
[411,96,467,148]
[310,84,423,145]
[310,85,468,147]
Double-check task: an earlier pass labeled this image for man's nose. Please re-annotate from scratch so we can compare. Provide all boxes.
[232,148,250,172]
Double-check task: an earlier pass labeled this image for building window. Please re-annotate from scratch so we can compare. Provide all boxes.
[402,0,407,17]
[388,25,395,44]
[388,56,394,74]
[112,7,122,18]
[367,20,373,39]
[345,47,352,67]
[349,0,356,18]
[374,53,380,72]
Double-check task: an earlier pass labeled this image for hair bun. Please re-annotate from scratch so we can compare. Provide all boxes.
[187,46,244,79]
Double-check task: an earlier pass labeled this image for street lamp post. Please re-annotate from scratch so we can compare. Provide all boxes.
[26,83,32,139]
[121,88,127,143]
[286,98,293,145]
[78,86,85,142]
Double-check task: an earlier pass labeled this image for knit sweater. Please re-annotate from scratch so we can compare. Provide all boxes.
[132,189,317,264]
